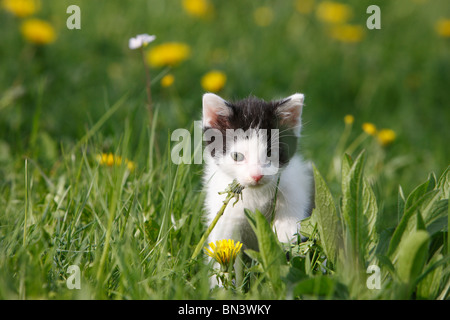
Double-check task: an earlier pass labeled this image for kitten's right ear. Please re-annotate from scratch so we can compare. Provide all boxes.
[202,93,232,128]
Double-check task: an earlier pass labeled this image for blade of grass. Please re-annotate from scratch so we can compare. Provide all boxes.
[69,92,129,158]
[23,159,28,247]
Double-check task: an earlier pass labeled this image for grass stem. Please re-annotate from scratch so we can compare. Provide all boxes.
[191,180,244,260]
[140,47,153,125]
[23,159,28,247]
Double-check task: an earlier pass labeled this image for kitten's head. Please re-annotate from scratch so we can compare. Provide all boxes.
[202,93,304,188]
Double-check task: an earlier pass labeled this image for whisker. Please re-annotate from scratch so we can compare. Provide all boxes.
[266,177,290,210]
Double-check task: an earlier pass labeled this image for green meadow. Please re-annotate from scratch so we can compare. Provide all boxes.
[0,0,448,299]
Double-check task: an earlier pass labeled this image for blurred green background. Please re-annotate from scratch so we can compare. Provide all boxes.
[0,0,449,300]
[1,0,449,193]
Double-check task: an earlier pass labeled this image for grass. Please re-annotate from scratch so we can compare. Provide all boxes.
[0,0,449,299]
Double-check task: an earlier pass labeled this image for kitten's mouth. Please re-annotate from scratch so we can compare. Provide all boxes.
[246,180,266,188]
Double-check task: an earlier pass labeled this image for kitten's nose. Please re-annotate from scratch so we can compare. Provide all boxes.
[251,174,264,183]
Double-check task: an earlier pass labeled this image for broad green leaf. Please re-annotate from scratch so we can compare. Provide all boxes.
[244,249,261,263]
[416,253,445,299]
[376,254,395,276]
[311,164,341,263]
[426,172,437,192]
[396,230,430,285]
[341,152,363,260]
[293,276,347,299]
[341,153,353,180]
[340,151,378,264]
[437,165,449,199]
[418,170,448,227]
[391,168,448,258]
[244,209,286,268]
[405,179,430,209]
[420,190,443,223]
[388,180,438,257]
[416,210,426,231]
[362,177,378,261]
[426,199,448,236]
[299,216,315,239]
[244,208,286,292]
[282,256,308,284]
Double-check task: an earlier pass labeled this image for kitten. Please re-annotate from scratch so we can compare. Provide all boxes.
[202,93,314,253]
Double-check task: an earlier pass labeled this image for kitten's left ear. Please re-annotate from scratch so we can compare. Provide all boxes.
[276,93,304,137]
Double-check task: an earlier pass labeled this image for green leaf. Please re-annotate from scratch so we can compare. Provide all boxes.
[341,153,353,180]
[299,216,315,239]
[398,185,406,223]
[362,177,378,261]
[406,179,431,208]
[283,257,308,284]
[376,254,395,276]
[416,210,426,231]
[426,199,448,235]
[420,190,443,223]
[437,165,449,199]
[388,181,437,257]
[341,152,363,256]
[396,230,430,285]
[293,276,347,299]
[310,164,342,264]
[244,208,287,292]
[340,151,378,264]
[394,171,447,256]
[244,249,262,263]
[426,172,437,192]
[416,253,446,299]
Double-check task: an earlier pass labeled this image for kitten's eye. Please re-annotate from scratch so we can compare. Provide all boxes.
[230,152,245,162]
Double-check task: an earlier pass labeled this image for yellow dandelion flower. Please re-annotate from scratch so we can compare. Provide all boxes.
[362,122,377,136]
[160,74,175,87]
[96,153,106,165]
[329,24,364,43]
[295,0,315,15]
[344,114,354,125]
[253,6,274,27]
[377,129,396,146]
[126,160,136,171]
[146,42,191,67]
[182,0,213,18]
[106,153,116,166]
[435,19,450,38]
[316,1,353,24]
[201,70,226,93]
[97,153,136,171]
[21,19,56,45]
[205,239,243,271]
[2,0,39,18]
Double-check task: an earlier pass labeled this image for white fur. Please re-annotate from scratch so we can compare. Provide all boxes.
[203,153,312,250]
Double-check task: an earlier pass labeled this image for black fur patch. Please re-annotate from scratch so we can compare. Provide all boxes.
[203,96,298,166]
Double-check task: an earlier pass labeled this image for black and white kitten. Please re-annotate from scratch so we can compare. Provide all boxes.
[202,93,313,252]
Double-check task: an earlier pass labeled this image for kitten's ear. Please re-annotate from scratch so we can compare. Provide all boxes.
[276,93,304,137]
[202,93,232,128]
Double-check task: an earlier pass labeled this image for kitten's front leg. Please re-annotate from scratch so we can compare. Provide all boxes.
[272,215,302,244]
[271,192,307,244]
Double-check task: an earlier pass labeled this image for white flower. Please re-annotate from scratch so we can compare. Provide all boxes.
[128,34,156,50]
